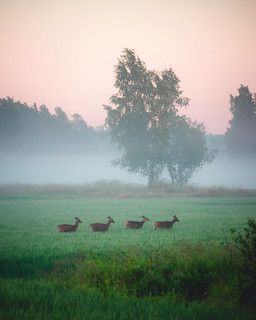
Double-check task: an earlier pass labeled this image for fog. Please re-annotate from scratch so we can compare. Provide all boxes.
[1,97,255,189]
[1,151,256,189]
[192,152,256,189]
[0,153,145,185]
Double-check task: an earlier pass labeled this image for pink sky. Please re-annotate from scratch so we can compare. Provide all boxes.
[0,0,255,134]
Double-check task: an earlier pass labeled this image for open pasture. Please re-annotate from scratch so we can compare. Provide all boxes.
[1,196,255,269]
[1,195,256,319]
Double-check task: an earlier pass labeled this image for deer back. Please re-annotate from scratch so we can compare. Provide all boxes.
[89,222,110,232]
[154,216,179,230]
[57,223,78,232]
[126,216,149,229]
[90,217,114,232]
[57,217,82,233]
[126,220,144,229]
[154,221,173,229]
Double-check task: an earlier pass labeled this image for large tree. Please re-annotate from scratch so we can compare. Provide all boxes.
[105,49,212,185]
[225,85,256,154]
[166,116,214,186]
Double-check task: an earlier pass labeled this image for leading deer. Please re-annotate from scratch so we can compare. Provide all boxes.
[126,215,150,229]
[154,215,179,230]
[89,216,115,232]
[57,217,82,232]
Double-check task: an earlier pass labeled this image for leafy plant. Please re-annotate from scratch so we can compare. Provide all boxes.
[234,219,256,305]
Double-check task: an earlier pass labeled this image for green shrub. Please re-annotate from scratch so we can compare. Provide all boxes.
[234,219,256,305]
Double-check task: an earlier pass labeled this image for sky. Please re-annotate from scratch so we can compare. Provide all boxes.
[0,0,255,134]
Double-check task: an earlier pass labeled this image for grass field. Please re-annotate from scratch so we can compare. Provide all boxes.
[1,192,256,319]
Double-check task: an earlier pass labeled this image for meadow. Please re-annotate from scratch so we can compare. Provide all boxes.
[1,188,256,319]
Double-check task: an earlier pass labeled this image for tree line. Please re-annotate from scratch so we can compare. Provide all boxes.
[0,48,255,185]
[0,97,110,155]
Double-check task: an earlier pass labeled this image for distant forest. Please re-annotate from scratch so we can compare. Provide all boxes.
[0,97,225,156]
[0,97,113,155]
[1,85,256,157]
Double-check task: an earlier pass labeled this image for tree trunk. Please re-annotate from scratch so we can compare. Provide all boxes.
[147,166,159,186]
[167,164,175,185]
[147,172,157,186]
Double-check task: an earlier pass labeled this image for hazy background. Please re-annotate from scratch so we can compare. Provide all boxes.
[0,103,255,189]
[1,152,256,188]
[0,0,255,133]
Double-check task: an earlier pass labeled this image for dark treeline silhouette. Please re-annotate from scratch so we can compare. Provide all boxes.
[225,85,256,154]
[1,85,254,158]
[0,97,111,155]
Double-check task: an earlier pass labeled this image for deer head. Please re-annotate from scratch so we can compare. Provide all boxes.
[108,216,115,223]
[173,215,179,222]
[75,217,82,223]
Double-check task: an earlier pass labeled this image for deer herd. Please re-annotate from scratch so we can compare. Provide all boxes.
[57,215,179,233]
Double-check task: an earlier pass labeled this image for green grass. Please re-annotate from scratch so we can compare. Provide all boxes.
[2,278,256,320]
[1,195,256,319]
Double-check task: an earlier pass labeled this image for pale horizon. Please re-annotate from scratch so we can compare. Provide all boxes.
[0,0,255,134]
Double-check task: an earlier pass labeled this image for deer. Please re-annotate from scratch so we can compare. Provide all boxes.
[154,215,179,230]
[126,215,150,229]
[89,216,115,232]
[57,217,82,233]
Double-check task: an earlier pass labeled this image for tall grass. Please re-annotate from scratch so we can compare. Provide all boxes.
[1,194,256,318]
[1,278,255,320]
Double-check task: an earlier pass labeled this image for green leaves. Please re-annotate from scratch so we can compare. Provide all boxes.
[166,116,215,186]
[105,49,185,184]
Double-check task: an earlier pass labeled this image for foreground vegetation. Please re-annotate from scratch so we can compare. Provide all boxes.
[1,190,256,319]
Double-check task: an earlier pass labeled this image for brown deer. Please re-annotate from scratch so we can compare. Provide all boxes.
[89,216,115,232]
[126,215,150,229]
[154,215,179,230]
[57,217,82,233]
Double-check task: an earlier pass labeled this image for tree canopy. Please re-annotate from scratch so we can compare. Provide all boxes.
[105,49,213,185]
[0,97,99,154]
[225,85,256,154]
[166,116,214,186]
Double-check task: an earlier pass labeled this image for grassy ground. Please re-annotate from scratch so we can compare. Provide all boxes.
[1,193,256,319]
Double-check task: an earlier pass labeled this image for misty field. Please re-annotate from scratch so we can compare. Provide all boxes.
[1,194,256,319]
